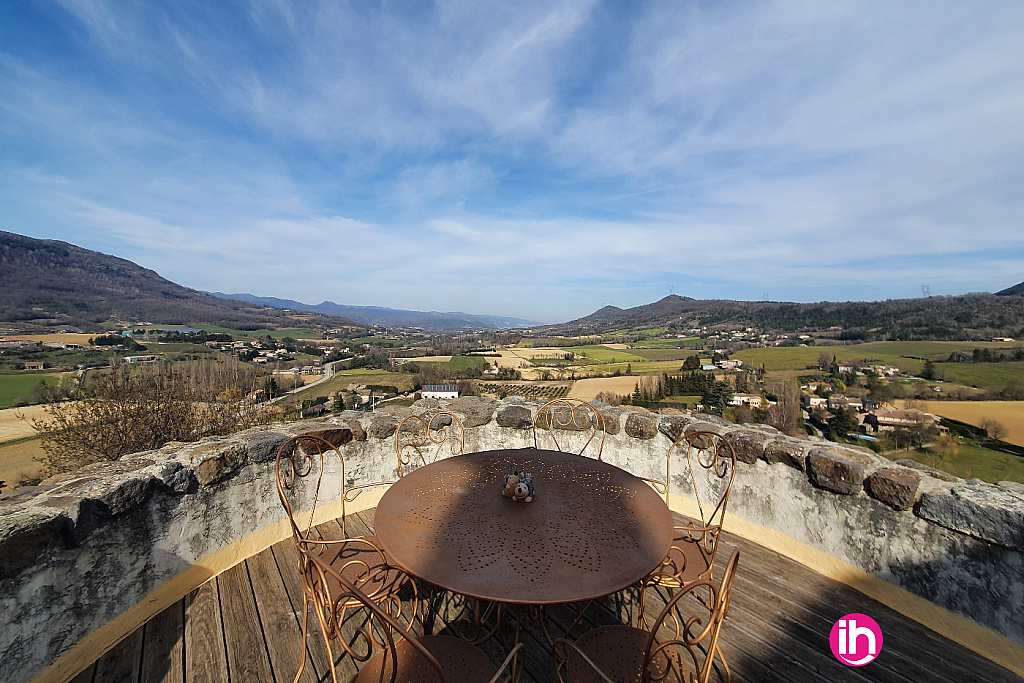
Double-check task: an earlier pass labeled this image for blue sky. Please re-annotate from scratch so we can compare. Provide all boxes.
[2,1,1023,323]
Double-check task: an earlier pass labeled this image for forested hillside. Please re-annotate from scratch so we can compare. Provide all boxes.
[0,231,361,332]
[549,293,1024,341]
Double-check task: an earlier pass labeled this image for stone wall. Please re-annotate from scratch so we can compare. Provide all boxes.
[1,397,1022,682]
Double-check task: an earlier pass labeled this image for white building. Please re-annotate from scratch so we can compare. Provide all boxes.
[421,384,459,399]
[729,393,763,408]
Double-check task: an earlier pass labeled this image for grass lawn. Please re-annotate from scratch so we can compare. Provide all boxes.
[559,345,647,364]
[0,374,65,409]
[884,441,1024,484]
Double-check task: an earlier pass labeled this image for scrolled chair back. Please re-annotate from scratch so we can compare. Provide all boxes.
[276,433,340,544]
[395,411,465,477]
[668,430,737,551]
[532,398,606,459]
[643,550,740,683]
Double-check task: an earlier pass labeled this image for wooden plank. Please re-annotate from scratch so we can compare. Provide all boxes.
[713,533,1019,682]
[93,628,142,683]
[270,538,337,681]
[248,547,319,683]
[140,599,184,683]
[184,580,229,683]
[218,562,275,683]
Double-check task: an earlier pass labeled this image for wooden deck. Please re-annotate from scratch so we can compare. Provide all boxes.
[70,508,1021,683]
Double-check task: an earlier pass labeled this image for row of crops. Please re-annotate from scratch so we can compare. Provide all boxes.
[478,383,571,400]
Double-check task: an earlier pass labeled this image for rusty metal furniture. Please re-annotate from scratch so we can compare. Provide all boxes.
[276,434,416,683]
[533,398,606,459]
[553,551,740,683]
[641,431,737,593]
[306,552,525,683]
[395,411,465,477]
[374,447,674,644]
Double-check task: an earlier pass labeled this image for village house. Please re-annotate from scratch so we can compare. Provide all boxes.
[729,393,763,408]
[421,384,459,399]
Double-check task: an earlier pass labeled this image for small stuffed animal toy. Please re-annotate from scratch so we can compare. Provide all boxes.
[502,471,520,498]
[502,471,534,502]
[512,471,534,503]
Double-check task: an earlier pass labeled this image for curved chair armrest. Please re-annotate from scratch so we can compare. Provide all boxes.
[639,477,668,497]
[552,638,616,683]
[488,642,525,683]
[344,480,396,501]
[304,550,446,680]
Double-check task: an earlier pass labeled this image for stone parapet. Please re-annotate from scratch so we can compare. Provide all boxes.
[1,398,1022,682]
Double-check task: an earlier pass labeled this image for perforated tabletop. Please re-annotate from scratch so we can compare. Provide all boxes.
[374,447,674,605]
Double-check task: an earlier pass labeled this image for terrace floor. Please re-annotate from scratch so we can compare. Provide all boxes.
[69,508,1021,683]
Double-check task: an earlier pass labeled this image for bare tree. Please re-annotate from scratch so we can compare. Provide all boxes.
[32,358,276,477]
[980,417,1006,441]
[763,381,801,435]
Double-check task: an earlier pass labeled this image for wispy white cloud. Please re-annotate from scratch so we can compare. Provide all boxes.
[1,1,1022,320]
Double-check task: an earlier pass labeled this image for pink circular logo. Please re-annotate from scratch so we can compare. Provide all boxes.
[830,613,883,666]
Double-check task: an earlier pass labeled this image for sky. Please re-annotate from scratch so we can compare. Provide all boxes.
[2,1,1023,323]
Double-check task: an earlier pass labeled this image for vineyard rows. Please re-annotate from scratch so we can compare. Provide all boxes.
[481,384,571,400]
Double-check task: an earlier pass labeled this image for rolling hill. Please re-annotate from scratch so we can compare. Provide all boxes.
[544,293,1024,341]
[0,231,362,332]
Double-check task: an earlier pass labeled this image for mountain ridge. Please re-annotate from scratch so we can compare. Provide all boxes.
[207,292,544,330]
[544,293,1024,341]
[0,231,362,332]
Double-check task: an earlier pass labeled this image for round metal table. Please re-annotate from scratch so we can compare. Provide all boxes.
[374,448,674,606]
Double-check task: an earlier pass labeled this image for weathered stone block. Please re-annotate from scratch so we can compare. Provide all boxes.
[762,438,807,471]
[597,407,625,435]
[659,415,698,442]
[344,419,367,441]
[366,414,399,439]
[683,421,731,437]
[496,405,532,429]
[916,485,1024,550]
[193,443,247,486]
[624,412,658,440]
[447,397,497,428]
[807,448,872,495]
[997,481,1024,498]
[0,512,74,580]
[240,431,291,463]
[725,430,771,464]
[300,428,354,448]
[865,468,921,511]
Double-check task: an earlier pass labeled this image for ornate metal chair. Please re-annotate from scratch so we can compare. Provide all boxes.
[395,411,465,477]
[532,398,606,459]
[309,555,525,683]
[276,434,417,683]
[554,551,740,683]
[641,430,737,591]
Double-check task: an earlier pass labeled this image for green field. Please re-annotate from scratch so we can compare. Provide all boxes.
[731,342,1024,391]
[287,371,415,404]
[632,337,701,349]
[193,325,322,340]
[559,346,647,364]
[933,362,1024,390]
[629,349,698,361]
[885,441,1024,484]
[446,356,488,371]
[0,374,65,409]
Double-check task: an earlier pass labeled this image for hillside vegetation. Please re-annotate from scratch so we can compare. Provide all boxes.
[0,231,362,332]
[547,293,1024,341]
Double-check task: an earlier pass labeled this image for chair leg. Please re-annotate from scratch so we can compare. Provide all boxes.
[293,596,310,683]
